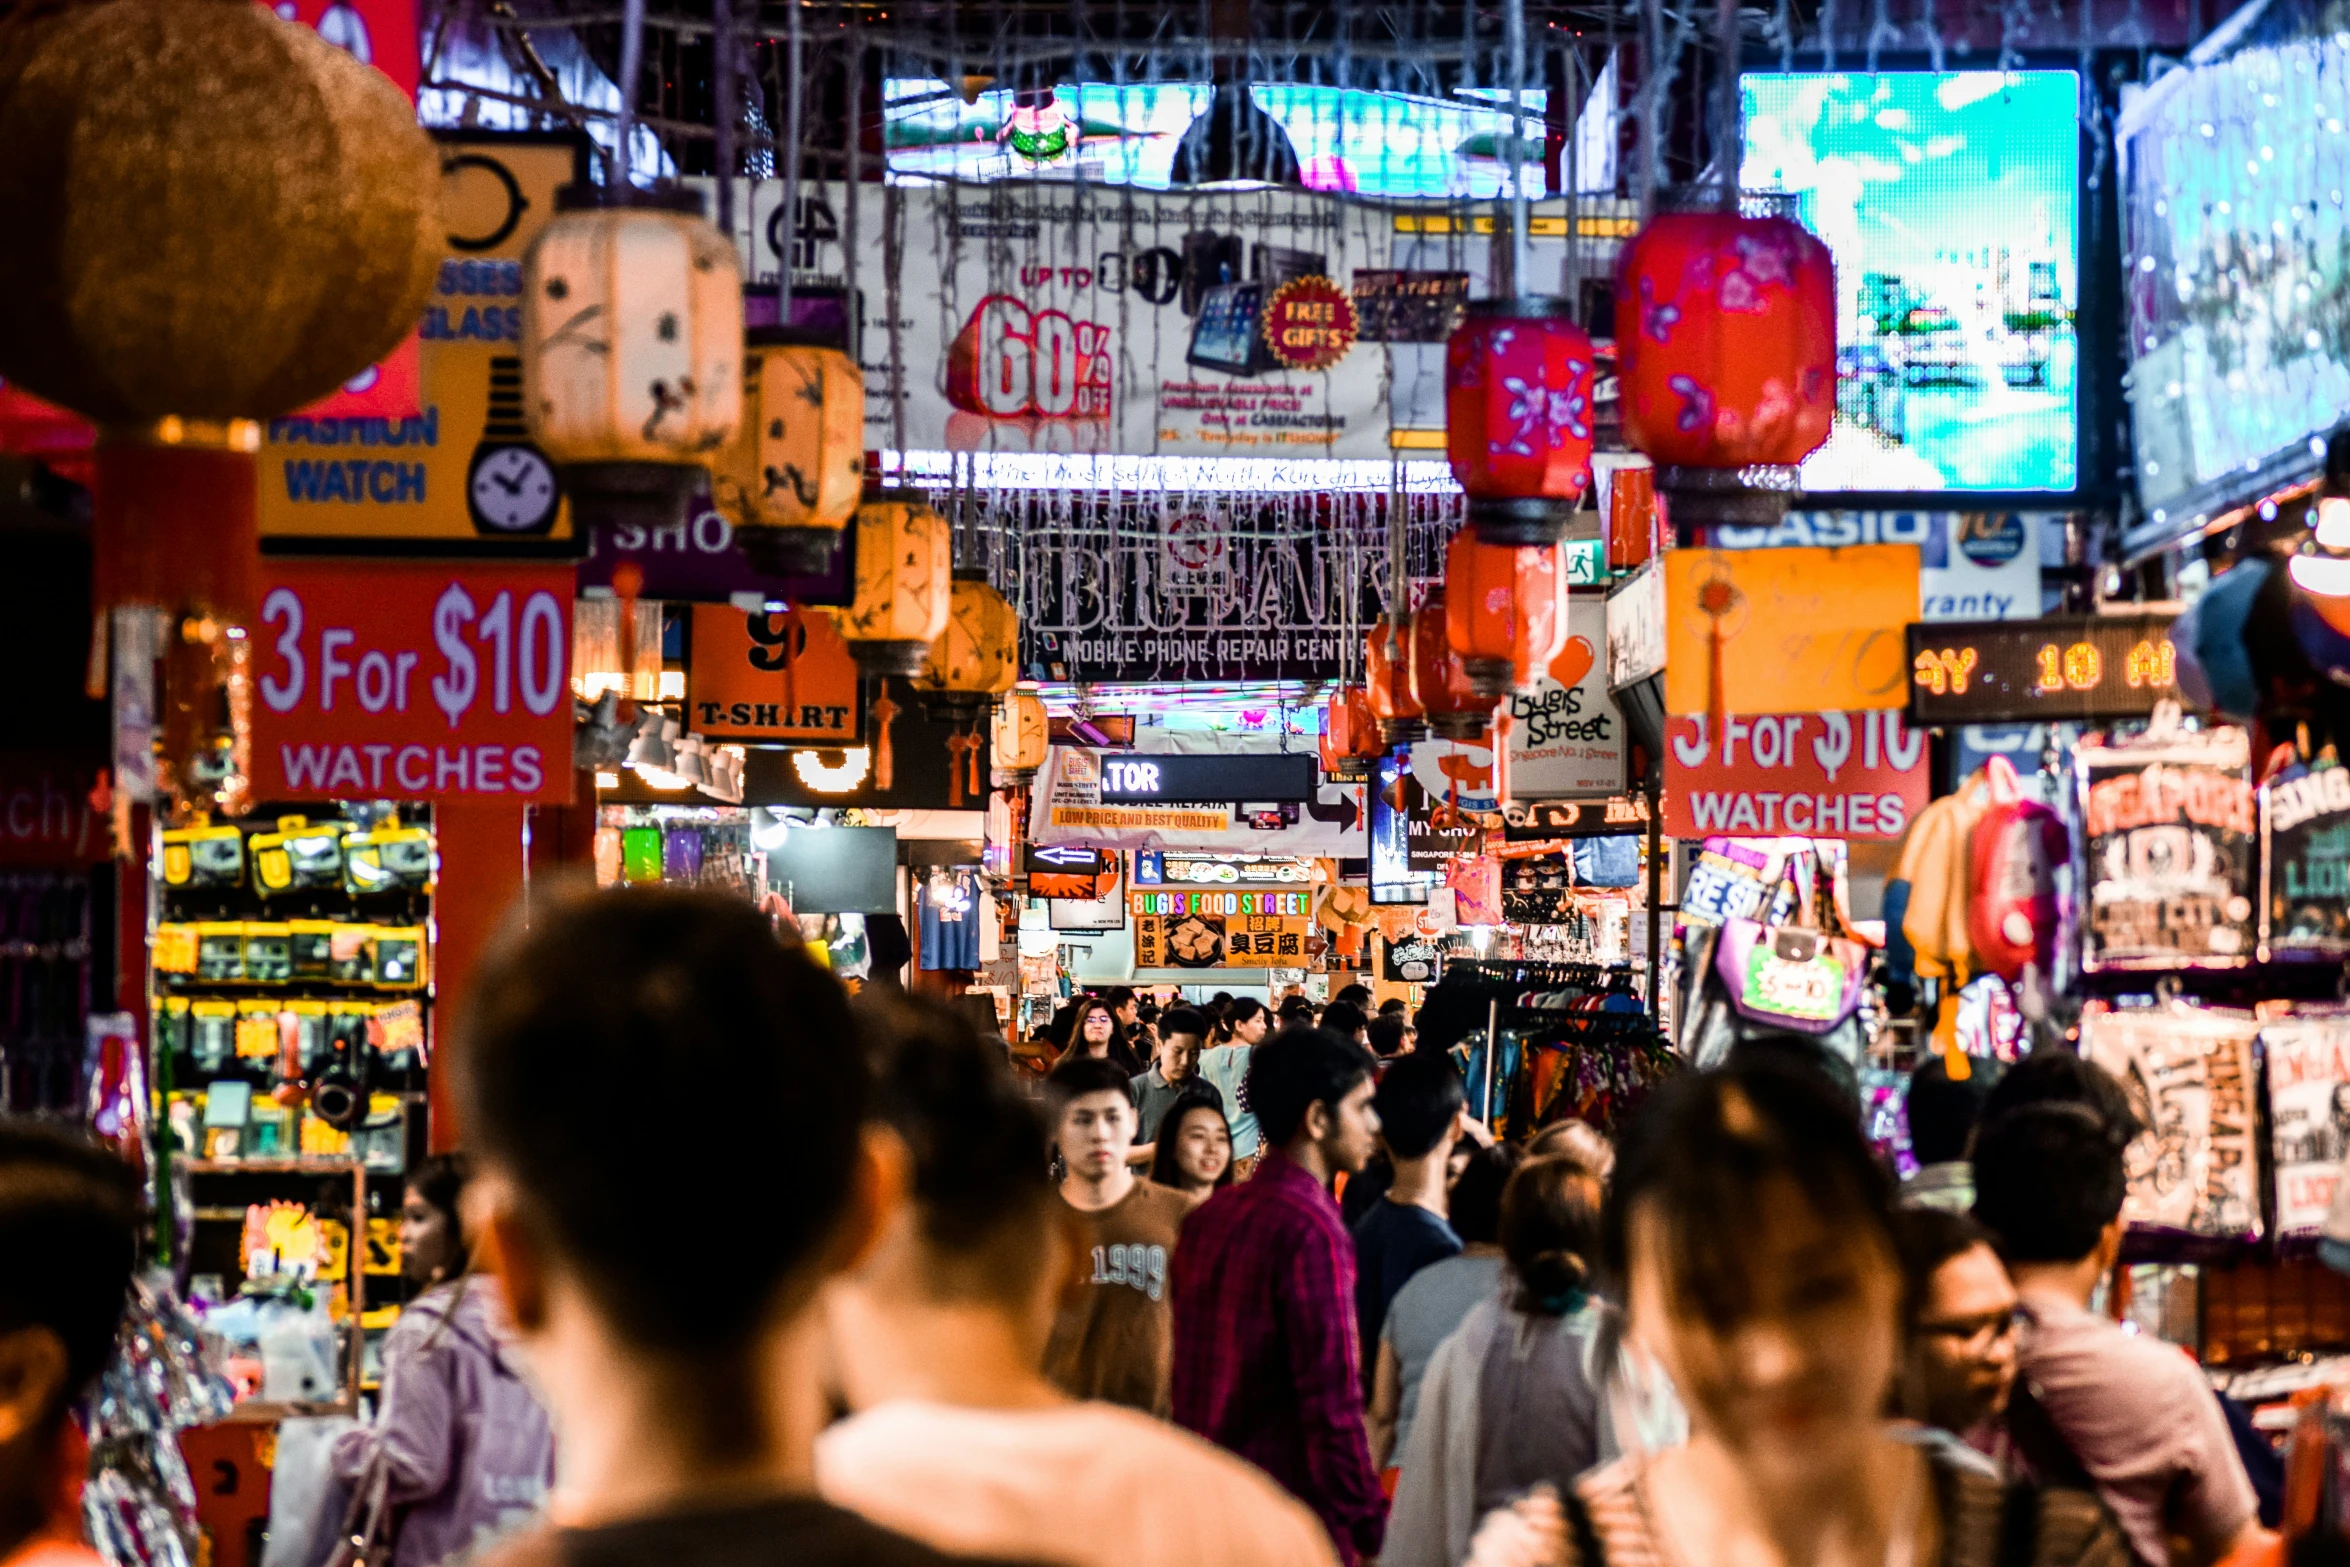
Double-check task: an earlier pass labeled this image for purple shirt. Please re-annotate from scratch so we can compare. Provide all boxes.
[1170,1149,1386,1563]
[332,1281,556,1567]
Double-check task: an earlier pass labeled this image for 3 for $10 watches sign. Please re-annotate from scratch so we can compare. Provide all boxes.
[249,561,576,803]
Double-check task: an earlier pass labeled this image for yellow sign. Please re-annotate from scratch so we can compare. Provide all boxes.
[1049,804,1233,833]
[258,133,588,554]
[1663,545,1920,717]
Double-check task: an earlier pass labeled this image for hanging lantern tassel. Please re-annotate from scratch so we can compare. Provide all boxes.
[944,730,976,807]
[965,723,983,799]
[1491,707,1513,808]
[612,562,645,724]
[1697,575,1741,750]
[869,692,900,792]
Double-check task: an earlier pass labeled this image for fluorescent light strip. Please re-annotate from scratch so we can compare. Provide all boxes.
[873,450,1461,494]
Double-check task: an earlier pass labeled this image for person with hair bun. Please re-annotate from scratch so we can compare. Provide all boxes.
[1382,1156,1649,1567]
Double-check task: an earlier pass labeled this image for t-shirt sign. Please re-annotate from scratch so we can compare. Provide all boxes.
[249,560,574,803]
[686,604,863,744]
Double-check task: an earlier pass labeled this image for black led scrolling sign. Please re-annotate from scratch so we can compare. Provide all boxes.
[1096,752,1317,803]
[1905,614,2181,726]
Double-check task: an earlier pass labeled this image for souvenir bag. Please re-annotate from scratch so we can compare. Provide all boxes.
[1684,917,1869,1074]
[1966,755,2069,985]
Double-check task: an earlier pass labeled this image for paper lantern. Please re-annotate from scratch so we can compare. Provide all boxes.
[834,500,952,675]
[1445,299,1596,545]
[992,688,1049,780]
[1409,590,1491,742]
[1365,615,1427,745]
[914,574,1020,713]
[1607,461,1659,571]
[714,332,863,576]
[522,189,744,531]
[1445,533,1566,700]
[1615,210,1835,525]
[1319,685,1382,781]
[0,0,440,426]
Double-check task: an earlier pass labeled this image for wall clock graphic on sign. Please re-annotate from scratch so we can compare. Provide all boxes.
[467,442,560,535]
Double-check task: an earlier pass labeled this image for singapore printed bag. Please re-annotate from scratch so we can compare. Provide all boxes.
[1685,917,1868,1073]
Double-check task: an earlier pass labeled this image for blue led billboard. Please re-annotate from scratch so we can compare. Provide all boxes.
[1742,70,2082,494]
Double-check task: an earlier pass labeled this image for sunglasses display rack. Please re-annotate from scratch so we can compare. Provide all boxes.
[150,802,436,1415]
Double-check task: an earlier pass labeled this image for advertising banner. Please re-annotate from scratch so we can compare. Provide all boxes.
[1130,885,1314,968]
[1663,545,1919,717]
[685,606,863,746]
[578,503,855,607]
[248,561,575,803]
[1713,511,2047,623]
[1032,746,1364,854]
[1663,710,1928,841]
[258,133,587,554]
[1505,595,1626,800]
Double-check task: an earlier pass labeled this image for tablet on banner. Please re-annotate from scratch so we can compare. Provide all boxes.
[1663,710,1928,841]
[248,561,575,803]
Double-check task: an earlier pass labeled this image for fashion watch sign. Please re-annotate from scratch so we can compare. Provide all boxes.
[1663,710,1927,841]
[249,561,575,803]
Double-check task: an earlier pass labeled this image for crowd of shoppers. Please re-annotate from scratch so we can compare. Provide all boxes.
[8,901,2298,1567]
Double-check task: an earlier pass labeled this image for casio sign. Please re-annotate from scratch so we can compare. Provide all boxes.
[1102,760,1162,794]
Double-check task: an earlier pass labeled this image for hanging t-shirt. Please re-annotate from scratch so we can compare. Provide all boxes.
[1042,1179,1191,1416]
[2079,1007,2263,1242]
[916,871,982,971]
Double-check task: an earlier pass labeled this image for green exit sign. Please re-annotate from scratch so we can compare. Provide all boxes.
[1563,539,1607,586]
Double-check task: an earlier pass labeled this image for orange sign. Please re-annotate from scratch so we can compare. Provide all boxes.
[686,605,862,743]
[1662,544,1919,718]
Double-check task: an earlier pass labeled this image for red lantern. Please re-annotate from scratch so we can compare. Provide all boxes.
[1409,590,1491,742]
[1444,532,1565,700]
[1615,211,1835,524]
[1445,298,1597,545]
[1319,686,1382,781]
[1364,616,1427,745]
[1606,461,1659,572]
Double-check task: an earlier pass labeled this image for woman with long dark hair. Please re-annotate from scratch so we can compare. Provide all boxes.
[1460,1063,2127,1567]
[1054,996,1142,1075]
[1147,1094,1234,1200]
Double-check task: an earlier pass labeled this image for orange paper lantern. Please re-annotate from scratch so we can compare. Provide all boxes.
[1364,615,1427,745]
[1444,532,1566,700]
[1408,589,1491,743]
[1318,685,1383,781]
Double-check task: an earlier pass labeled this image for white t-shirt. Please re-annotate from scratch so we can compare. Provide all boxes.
[816,1398,1340,1567]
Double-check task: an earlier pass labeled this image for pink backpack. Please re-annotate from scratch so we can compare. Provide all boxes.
[1966,756,2068,984]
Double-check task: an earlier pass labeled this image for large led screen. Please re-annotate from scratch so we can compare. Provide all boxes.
[1741,71,2082,494]
[2120,30,2350,536]
[882,78,1610,200]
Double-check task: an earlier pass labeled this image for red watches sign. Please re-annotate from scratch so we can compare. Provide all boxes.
[249,560,576,803]
[1663,710,1928,842]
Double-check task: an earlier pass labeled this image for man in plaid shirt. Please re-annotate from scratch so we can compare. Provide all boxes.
[1170,1027,1387,1564]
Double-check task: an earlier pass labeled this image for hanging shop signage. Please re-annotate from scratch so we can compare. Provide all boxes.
[1506,596,1626,799]
[577,504,855,607]
[1027,844,1117,900]
[2262,763,2350,962]
[1712,512,2048,624]
[1501,795,1652,841]
[1032,746,1364,854]
[1662,711,1928,841]
[1047,854,1126,932]
[247,560,576,803]
[0,755,110,866]
[1663,546,1920,717]
[1134,853,1315,887]
[2262,1018,2350,1239]
[1907,613,2181,726]
[1130,883,1315,969]
[1383,933,1442,983]
[1606,561,1665,689]
[258,132,588,556]
[685,605,864,745]
[1098,751,1316,803]
[604,684,984,811]
[2079,1008,2263,1242]
[2077,727,2257,970]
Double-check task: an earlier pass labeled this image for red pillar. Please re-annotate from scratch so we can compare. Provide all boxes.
[428,800,527,1152]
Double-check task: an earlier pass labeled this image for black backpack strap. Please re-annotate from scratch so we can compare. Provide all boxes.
[1995,1480,2044,1567]
[1560,1485,1607,1567]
